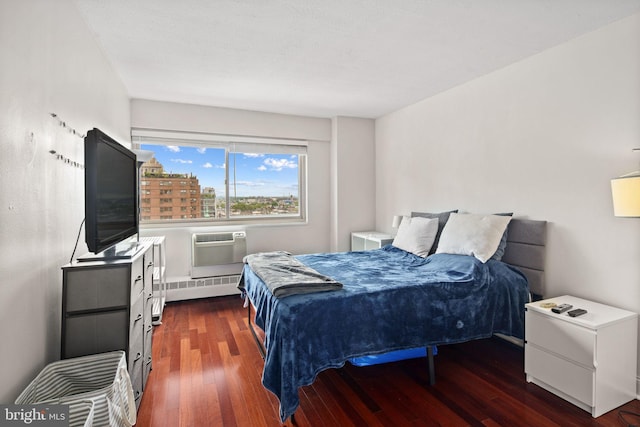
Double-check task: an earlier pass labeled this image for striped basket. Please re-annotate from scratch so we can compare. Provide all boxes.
[15,351,136,427]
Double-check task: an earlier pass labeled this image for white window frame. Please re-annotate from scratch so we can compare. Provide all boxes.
[131,128,308,227]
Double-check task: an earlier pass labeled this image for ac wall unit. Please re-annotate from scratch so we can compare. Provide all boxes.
[191,231,247,279]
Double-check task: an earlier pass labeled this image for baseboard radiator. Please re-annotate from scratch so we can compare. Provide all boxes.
[191,231,247,279]
[165,275,244,302]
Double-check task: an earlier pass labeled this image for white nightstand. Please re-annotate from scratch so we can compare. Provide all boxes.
[351,231,394,251]
[525,295,638,417]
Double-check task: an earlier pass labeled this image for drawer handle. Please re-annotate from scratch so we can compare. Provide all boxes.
[134,275,143,283]
[134,313,143,322]
[147,292,153,300]
[134,352,142,362]
[147,261,154,268]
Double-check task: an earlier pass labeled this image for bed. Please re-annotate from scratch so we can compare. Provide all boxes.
[239,214,547,422]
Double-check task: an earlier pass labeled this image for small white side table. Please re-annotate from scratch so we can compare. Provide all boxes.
[351,231,394,251]
[525,295,637,417]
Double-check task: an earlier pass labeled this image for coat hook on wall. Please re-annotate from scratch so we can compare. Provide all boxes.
[49,149,84,169]
[50,112,85,139]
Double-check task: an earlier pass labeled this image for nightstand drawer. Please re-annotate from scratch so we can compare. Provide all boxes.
[526,344,594,406]
[526,310,595,367]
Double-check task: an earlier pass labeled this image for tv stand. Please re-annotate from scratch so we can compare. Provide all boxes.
[77,241,144,262]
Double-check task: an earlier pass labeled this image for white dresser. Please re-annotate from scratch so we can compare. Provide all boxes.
[525,295,637,417]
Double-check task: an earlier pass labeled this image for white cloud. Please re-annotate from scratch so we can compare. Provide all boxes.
[257,165,267,171]
[197,147,206,154]
[171,158,192,164]
[203,162,224,169]
[244,153,264,158]
[167,146,180,153]
[235,180,265,187]
[264,157,297,171]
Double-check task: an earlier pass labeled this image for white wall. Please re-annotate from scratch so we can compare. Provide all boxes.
[331,117,376,252]
[0,0,130,403]
[376,12,640,377]
[131,99,334,279]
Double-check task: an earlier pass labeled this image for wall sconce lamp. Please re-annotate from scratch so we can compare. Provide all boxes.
[611,149,640,217]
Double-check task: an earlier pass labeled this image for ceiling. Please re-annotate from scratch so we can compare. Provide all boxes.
[72,0,640,119]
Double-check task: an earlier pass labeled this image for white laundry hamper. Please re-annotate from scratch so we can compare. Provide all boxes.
[15,351,136,427]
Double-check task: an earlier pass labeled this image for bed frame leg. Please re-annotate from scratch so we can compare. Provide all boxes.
[427,346,435,385]
[247,302,266,359]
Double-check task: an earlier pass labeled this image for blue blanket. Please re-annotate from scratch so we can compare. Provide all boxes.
[240,246,529,422]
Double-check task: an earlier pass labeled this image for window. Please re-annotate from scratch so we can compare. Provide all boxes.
[132,129,307,224]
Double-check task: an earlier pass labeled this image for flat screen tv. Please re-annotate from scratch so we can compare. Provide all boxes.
[84,128,139,256]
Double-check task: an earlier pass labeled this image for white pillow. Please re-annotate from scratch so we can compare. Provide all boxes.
[392,216,439,257]
[436,213,512,263]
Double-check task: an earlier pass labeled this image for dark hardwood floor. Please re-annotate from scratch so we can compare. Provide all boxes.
[135,297,640,426]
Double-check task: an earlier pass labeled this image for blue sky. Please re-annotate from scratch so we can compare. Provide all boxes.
[141,144,299,198]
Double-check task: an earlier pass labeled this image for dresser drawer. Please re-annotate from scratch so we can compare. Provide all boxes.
[129,293,144,331]
[526,344,594,406]
[130,354,144,408]
[526,310,595,367]
[131,257,145,298]
[144,257,154,288]
[143,354,152,385]
[130,294,145,322]
[63,310,128,358]
[144,323,153,356]
[128,331,143,364]
[64,265,129,312]
[144,291,154,325]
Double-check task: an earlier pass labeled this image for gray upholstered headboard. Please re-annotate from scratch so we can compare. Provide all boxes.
[501,218,547,298]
